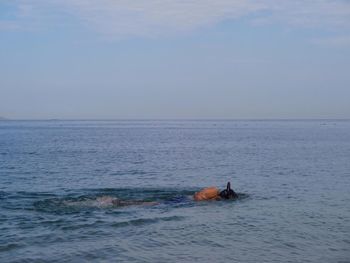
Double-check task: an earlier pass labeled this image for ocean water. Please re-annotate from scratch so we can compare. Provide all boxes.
[0,120,349,263]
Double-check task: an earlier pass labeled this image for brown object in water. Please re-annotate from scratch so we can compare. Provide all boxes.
[193,187,220,201]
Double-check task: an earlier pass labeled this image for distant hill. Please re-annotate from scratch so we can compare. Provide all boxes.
[0,116,8,120]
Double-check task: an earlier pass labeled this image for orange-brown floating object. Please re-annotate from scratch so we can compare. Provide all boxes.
[193,187,220,201]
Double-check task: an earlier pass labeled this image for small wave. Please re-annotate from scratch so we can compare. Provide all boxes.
[33,196,122,214]
[34,194,176,214]
[236,193,250,200]
[0,191,10,200]
[111,216,184,228]
[0,188,192,214]
[0,243,23,252]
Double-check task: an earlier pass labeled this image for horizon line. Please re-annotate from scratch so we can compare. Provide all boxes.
[1,118,350,122]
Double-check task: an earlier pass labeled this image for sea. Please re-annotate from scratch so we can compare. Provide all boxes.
[0,120,349,263]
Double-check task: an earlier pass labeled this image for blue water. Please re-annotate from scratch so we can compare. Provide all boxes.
[0,120,349,263]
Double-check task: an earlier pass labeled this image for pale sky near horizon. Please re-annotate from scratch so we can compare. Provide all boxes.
[1,0,350,119]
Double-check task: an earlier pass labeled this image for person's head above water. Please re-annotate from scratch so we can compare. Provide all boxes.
[193,182,237,201]
[219,182,237,199]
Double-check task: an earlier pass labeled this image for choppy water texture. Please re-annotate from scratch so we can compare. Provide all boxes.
[0,120,349,263]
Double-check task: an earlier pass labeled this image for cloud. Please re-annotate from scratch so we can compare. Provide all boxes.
[54,0,264,37]
[311,35,350,47]
[256,0,350,28]
[2,0,350,38]
[0,20,21,31]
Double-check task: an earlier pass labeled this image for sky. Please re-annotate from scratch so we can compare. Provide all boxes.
[1,0,350,119]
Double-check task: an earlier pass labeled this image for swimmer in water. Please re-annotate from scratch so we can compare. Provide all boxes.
[94,183,237,207]
[193,182,238,201]
[63,183,237,208]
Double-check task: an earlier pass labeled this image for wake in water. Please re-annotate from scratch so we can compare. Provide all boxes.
[63,196,158,208]
[31,189,249,214]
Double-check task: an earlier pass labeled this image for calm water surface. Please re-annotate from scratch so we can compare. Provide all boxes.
[0,120,349,262]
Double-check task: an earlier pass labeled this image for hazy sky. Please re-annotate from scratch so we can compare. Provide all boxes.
[1,0,350,119]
